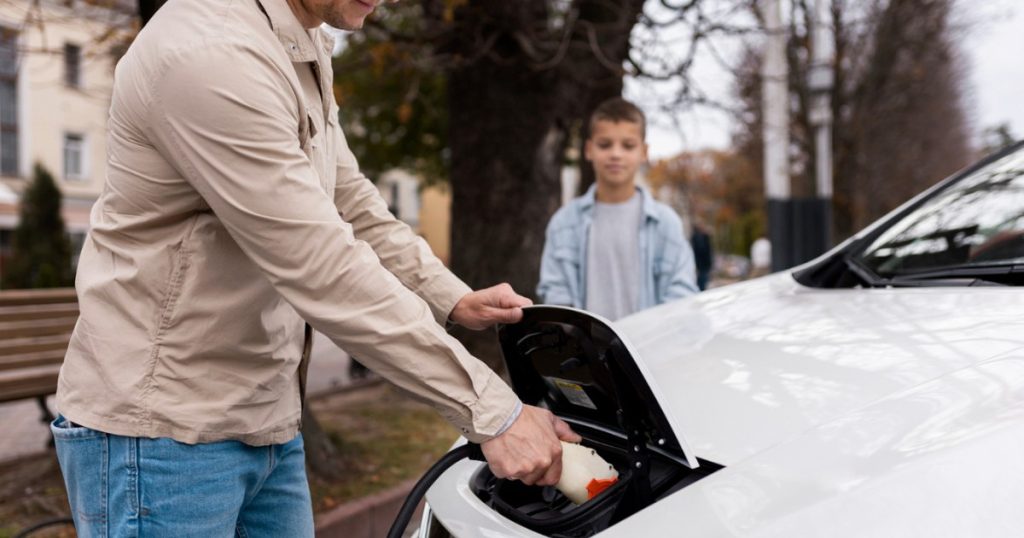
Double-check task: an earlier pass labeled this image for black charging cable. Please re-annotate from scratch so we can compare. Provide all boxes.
[386,442,486,538]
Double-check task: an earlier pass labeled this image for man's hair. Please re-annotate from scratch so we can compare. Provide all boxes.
[589,98,646,139]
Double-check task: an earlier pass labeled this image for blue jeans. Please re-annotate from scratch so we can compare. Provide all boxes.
[51,416,314,537]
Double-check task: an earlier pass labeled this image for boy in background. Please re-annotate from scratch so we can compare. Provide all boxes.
[537,98,698,320]
[690,221,714,291]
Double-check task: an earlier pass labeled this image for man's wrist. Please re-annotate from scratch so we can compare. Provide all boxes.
[444,316,459,332]
[492,400,523,437]
[424,276,472,326]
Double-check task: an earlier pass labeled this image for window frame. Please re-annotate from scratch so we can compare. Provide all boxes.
[63,132,87,181]
[0,26,19,177]
[64,42,82,89]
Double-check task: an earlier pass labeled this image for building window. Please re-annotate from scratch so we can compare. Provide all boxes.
[64,43,81,88]
[63,133,85,180]
[0,27,18,176]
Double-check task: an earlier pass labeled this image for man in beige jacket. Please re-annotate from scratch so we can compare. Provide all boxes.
[51,0,578,535]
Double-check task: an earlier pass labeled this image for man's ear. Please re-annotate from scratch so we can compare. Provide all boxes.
[583,138,594,162]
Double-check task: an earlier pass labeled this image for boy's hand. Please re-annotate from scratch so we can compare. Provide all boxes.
[450,283,532,330]
[481,405,582,486]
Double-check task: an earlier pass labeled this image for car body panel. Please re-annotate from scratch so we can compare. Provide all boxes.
[426,275,1024,537]
[604,353,1024,537]
[616,274,1024,467]
[424,456,543,538]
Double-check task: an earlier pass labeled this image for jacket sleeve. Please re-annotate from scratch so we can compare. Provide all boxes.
[536,209,575,306]
[331,122,471,325]
[144,42,516,443]
[660,212,700,302]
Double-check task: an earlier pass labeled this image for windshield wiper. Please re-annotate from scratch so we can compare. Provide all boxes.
[885,263,1024,287]
[843,257,889,288]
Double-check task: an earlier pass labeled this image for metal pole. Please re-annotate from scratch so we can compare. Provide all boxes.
[761,0,791,271]
[809,0,834,251]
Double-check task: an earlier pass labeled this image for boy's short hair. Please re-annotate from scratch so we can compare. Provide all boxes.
[589,98,646,140]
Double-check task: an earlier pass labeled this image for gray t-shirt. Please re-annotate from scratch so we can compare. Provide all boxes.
[585,193,643,321]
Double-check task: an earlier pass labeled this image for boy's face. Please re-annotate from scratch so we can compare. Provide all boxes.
[585,119,648,189]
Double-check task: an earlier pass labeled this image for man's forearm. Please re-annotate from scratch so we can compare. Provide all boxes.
[332,153,469,323]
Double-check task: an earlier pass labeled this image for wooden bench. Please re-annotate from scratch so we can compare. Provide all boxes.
[0,288,78,426]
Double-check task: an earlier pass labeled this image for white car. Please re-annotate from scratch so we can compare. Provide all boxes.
[420,141,1024,537]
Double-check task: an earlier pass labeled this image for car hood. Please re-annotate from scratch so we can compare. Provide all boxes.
[424,274,1024,537]
[616,273,1024,468]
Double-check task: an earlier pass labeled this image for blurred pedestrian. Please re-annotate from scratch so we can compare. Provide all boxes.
[691,223,714,291]
[751,236,772,276]
[537,98,698,320]
[348,356,372,380]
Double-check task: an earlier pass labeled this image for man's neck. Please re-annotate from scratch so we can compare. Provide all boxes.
[595,182,636,203]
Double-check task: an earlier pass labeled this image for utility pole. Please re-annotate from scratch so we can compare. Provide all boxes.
[761,0,792,271]
[808,0,834,255]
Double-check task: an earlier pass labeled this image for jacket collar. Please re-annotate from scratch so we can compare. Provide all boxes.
[255,0,324,62]
[579,183,661,222]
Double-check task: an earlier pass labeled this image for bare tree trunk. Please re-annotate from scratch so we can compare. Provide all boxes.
[737,0,970,243]
[447,43,567,370]
[443,0,645,367]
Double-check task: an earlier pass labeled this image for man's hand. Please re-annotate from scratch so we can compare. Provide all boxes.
[450,283,533,330]
[481,405,582,486]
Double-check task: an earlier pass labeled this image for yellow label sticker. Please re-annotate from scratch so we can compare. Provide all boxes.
[552,378,598,410]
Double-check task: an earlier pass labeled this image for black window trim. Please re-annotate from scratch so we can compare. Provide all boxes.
[794,140,1024,288]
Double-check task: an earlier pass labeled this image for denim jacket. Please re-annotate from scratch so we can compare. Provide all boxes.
[537,184,698,313]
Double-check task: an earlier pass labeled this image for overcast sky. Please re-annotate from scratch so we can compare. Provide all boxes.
[631,0,1024,160]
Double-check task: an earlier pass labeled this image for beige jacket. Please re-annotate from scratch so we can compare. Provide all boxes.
[56,0,519,445]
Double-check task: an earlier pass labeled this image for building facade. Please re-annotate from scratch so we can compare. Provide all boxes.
[0,0,134,280]
[0,1,461,281]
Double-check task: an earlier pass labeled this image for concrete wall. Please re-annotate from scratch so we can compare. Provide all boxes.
[418,184,450,265]
[376,169,453,267]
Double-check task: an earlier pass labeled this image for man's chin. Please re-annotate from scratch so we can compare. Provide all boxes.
[326,15,365,31]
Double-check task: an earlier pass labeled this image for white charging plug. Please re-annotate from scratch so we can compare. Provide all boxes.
[556,441,619,504]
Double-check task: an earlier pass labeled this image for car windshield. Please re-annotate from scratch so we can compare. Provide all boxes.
[856,146,1024,278]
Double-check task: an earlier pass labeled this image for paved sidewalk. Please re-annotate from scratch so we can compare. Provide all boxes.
[0,331,354,463]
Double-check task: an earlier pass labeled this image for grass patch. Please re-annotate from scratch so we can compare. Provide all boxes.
[307,383,459,512]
